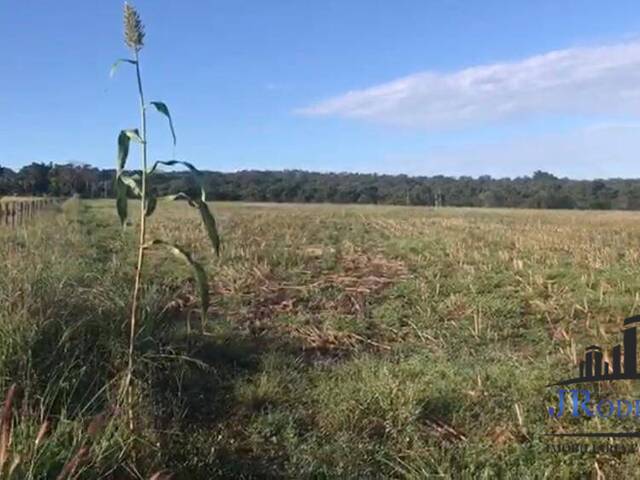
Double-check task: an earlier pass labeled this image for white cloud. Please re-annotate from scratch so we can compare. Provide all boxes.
[298,41,640,129]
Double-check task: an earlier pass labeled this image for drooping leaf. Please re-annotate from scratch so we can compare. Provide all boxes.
[149,101,176,146]
[117,131,130,173]
[119,174,142,197]
[145,193,157,217]
[143,240,210,327]
[148,159,200,177]
[115,177,128,227]
[117,129,143,173]
[169,192,220,255]
[195,199,221,256]
[149,160,206,202]
[167,192,196,206]
[166,192,189,201]
[124,129,144,144]
[110,58,137,78]
[147,161,221,254]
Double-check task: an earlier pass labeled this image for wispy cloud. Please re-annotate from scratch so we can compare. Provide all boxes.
[298,41,640,129]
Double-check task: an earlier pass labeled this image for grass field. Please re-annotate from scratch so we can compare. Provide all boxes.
[3,199,640,478]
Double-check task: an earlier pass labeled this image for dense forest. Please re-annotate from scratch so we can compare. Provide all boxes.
[2,162,640,210]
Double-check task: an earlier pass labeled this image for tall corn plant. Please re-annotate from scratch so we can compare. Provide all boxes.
[112,3,220,424]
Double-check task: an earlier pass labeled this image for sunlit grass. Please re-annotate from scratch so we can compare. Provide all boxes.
[2,199,640,477]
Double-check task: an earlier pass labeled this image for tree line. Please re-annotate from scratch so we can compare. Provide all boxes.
[2,162,640,210]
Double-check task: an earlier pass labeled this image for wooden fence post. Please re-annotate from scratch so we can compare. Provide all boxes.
[0,197,65,228]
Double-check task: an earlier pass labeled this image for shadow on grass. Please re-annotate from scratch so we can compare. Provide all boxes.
[146,328,306,479]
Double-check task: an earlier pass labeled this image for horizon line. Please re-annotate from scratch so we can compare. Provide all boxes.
[4,163,640,183]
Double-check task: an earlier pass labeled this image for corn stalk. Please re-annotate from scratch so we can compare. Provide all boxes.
[111,2,221,428]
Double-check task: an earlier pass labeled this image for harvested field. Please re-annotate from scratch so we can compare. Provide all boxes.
[2,199,640,477]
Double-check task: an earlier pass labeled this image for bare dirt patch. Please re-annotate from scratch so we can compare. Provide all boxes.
[166,246,410,361]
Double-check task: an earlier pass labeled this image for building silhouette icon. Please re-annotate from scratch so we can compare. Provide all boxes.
[550,315,640,386]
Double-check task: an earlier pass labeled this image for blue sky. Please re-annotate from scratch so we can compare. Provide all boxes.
[3,0,640,178]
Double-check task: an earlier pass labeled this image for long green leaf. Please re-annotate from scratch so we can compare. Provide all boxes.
[146,161,220,253]
[144,240,210,327]
[170,192,220,255]
[115,177,128,227]
[110,58,137,78]
[119,174,142,197]
[149,101,176,146]
[124,129,143,143]
[148,159,200,177]
[117,131,130,173]
[117,129,143,173]
[115,128,141,225]
[196,199,221,256]
[168,192,196,206]
[149,160,206,202]
[145,193,157,217]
